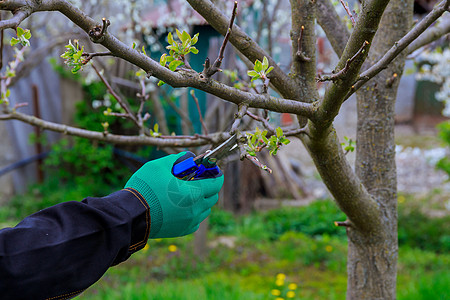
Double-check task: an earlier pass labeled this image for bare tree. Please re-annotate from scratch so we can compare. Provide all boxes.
[0,0,449,298]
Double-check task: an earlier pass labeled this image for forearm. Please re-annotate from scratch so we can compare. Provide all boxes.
[0,188,149,300]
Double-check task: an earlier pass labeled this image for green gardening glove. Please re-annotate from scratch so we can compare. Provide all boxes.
[125,152,224,238]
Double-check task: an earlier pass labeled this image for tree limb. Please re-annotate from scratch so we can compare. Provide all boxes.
[0,0,315,118]
[316,0,350,57]
[186,0,303,100]
[350,0,450,97]
[407,13,450,54]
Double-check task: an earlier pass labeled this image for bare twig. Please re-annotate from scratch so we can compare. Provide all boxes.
[230,103,249,135]
[317,41,369,82]
[202,1,238,78]
[339,0,356,27]
[190,90,208,135]
[316,0,350,56]
[81,51,113,64]
[296,26,311,62]
[91,63,140,128]
[246,110,275,134]
[407,13,450,54]
[13,102,28,110]
[334,220,352,227]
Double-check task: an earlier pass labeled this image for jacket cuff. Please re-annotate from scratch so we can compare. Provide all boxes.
[109,188,151,254]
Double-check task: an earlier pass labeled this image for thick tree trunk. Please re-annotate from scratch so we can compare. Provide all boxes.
[350,0,413,298]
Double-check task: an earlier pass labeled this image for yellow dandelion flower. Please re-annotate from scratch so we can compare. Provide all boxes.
[275,298,284,300]
[286,291,295,298]
[276,273,286,280]
[288,283,298,290]
[398,195,405,204]
[143,243,150,251]
[325,245,333,252]
[275,279,284,286]
[271,289,281,296]
[168,245,177,252]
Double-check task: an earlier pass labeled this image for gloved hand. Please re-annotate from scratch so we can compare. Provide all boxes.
[125,152,224,238]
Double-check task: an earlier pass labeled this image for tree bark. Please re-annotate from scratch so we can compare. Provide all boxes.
[350,0,413,298]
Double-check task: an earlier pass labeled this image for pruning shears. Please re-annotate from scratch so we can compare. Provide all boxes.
[172,134,238,180]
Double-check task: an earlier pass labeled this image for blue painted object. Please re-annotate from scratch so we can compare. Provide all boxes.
[173,157,220,180]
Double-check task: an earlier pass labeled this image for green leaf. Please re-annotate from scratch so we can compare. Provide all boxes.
[182,38,190,50]
[167,32,174,45]
[254,60,262,72]
[189,47,199,54]
[157,80,166,86]
[281,138,291,145]
[176,29,183,41]
[132,42,137,49]
[23,30,31,40]
[266,66,274,75]
[142,45,147,56]
[191,33,199,45]
[250,75,261,82]
[16,27,24,36]
[247,70,259,77]
[10,38,19,46]
[154,123,159,133]
[262,56,269,71]
[168,60,184,71]
[276,127,283,138]
[160,53,167,66]
[181,30,190,43]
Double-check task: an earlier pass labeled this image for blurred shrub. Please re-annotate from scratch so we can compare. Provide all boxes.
[272,231,347,271]
[398,205,450,252]
[261,200,347,239]
[209,209,237,235]
[436,121,450,177]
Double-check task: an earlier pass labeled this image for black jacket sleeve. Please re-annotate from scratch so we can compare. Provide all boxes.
[0,188,150,300]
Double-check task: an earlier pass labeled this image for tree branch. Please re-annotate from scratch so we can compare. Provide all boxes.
[202,1,237,78]
[0,109,231,146]
[316,0,350,57]
[0,10,28,30]
[350,0,450,97]
[407,13,450,54]
[0,0,316,118]
[186,0,303,100]
[91,63,141,128]
[190,90,208,135]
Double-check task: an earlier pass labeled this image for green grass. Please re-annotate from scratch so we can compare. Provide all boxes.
[2,193,449,299]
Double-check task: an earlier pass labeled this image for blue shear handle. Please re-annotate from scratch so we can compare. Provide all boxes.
[172,157,198,178]
[172,156,220,180]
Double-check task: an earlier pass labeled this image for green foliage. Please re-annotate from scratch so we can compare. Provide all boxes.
[340,136,355,154]
[60,40,86,73]
[0,89,10,105]
[10,27,31,47]
[398,204,450,252]
[158,30,199,86]
[44,137,126,189]
[261,200,347,239]
[245,127,290,156]
[272,232,347,271]
[247,56,273,82]
[209,209,237,235]
[436,121,450,176]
